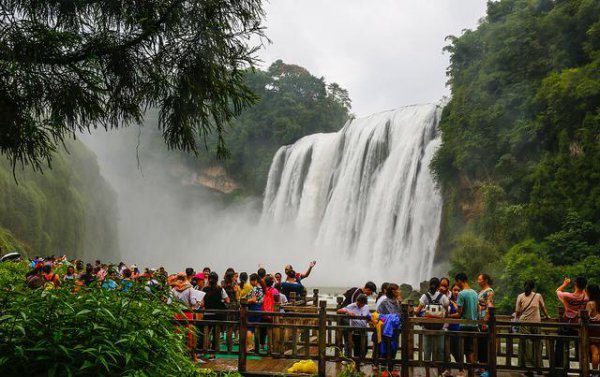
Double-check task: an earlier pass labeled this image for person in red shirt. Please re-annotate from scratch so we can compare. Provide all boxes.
[554,276,589,371]
[41,263,60,288]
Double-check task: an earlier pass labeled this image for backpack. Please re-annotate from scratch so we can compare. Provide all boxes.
[263,287,277,313]
[423,292,445,330]
[342,287,361,308]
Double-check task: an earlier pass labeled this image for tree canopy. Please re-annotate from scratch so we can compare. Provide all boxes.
[207,60,352,194]
[434,0,600,314]
[150,59,352,195]
[0,0,266,169]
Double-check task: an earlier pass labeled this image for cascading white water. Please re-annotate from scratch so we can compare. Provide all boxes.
[262,103,443,285]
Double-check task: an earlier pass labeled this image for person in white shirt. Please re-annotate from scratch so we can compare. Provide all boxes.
[415,277,450,375]
[338,294,370,359]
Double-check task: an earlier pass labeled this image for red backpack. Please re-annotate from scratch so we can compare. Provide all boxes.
[263,287,278,313]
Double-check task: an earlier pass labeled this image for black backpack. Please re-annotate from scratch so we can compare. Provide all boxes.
[341,287,361,308]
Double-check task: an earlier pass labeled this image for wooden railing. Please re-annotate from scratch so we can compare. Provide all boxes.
[175,292,600,377]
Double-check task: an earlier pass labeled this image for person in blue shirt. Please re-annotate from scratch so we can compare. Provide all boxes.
[121,268,134,292]
[454,273,479,368]
[280,269,305,300]
[102,269,118,290]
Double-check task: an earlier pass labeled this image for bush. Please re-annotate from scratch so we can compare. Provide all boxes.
[0,263,197,376]
[0,261,29,288]
[448,232,502,282]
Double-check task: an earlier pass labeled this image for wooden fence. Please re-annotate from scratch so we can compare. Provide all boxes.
[175,291,600,377]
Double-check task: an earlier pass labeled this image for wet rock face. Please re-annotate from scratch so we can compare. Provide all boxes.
[195,166,240,194]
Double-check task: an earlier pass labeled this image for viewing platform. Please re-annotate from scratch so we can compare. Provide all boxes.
[176,290,599,377]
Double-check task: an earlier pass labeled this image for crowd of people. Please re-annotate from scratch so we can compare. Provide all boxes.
[18,256,600,375]
[338,273,600,377]
[23,255,317,364]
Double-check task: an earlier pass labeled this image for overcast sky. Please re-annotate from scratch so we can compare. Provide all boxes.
[258,0,488,117]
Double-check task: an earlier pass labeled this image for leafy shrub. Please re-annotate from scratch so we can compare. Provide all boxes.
[0,263,197,376]
[0,261,29,288]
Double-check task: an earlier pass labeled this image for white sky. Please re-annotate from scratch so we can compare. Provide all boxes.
[258,0,488,117]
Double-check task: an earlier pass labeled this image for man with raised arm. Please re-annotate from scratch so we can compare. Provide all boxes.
[554,276,589,372]
[284,260,316,283]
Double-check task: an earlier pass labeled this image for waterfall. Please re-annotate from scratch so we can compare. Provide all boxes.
[262,103,443,286]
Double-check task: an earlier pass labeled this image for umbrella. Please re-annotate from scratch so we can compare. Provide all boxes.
[0,251,22,262]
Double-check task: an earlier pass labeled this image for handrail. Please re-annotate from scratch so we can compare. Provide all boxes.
[171,293,596,377]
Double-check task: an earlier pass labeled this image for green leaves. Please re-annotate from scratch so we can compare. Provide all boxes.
[0,138,120,262]
[0,0,267,171]
[219,60,351,194]
[0,263,197,376]
[435,0,600,315]
[75,309,91,317]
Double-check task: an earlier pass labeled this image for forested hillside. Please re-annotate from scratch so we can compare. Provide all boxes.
[0,140,119,261]
[433,0,600,312]
[191,60,352,195]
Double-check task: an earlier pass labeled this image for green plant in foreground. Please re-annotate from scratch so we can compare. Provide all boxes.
[0,262,198,376]
[337,363,366,377]
[0,261,29,288]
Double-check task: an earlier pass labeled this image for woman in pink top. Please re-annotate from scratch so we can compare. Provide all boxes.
[557,277,589,320]
[554,276,589,370]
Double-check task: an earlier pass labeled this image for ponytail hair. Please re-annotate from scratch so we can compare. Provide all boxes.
[208,272,219,288]
[377,282,390,301]
[428,277,440,295]
[587,284,600,306]
[479,273,493,286]
[523,280,535,296]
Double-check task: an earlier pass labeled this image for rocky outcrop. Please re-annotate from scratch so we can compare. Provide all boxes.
[193,166,239,194]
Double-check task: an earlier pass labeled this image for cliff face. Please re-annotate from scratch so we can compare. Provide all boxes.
[0,140,120,260]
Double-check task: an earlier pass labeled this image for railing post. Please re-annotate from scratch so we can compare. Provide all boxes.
[335,296,344,358]
[407,300,414,317]
[271,293,281,356]
[318,300,327,377]
[313,288,319,307]
[580,309,590,377]
[401,303,410,377]
[487,307,497,377]
[557,305,566,371]
[274,293,281,310]
[239,298,248,373]
[290,292,297,304]
[406,300,414,361]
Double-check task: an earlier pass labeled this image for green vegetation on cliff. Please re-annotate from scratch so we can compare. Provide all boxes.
[0,141,119,260]
[434,0,600,313]
[194,60,352,195]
